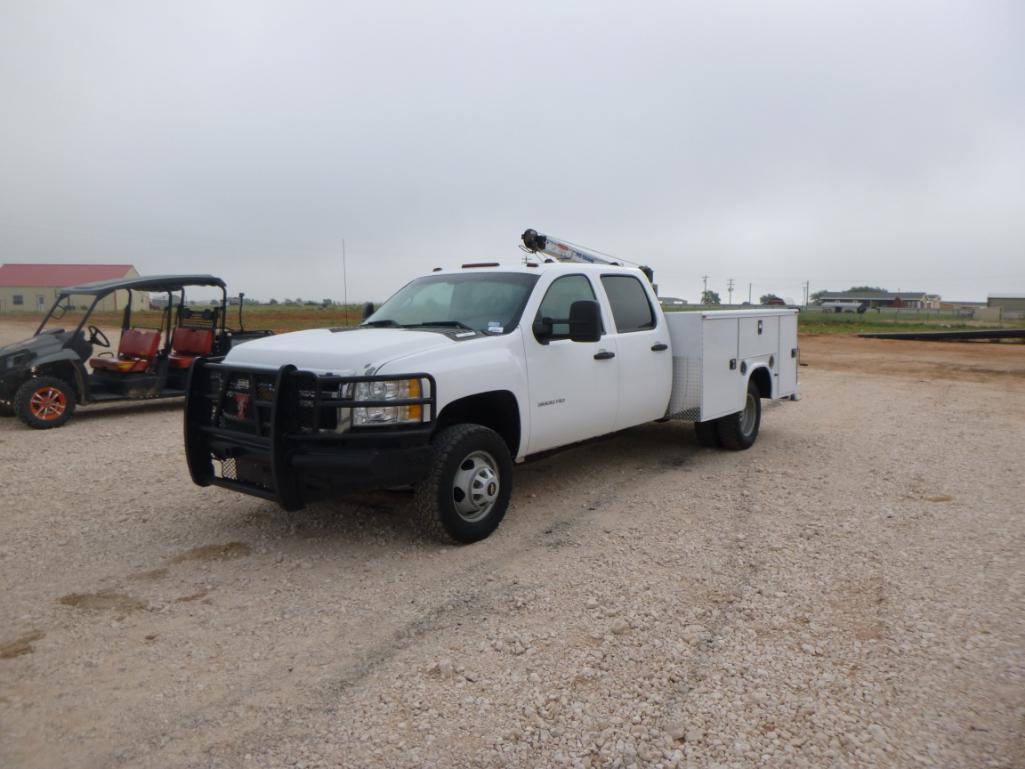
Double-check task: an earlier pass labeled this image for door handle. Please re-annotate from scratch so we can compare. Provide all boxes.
[593,350,616,360]
[650,342,668,351]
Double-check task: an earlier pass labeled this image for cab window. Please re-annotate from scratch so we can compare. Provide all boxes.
[534,275,598,341]
[601,275,655,333]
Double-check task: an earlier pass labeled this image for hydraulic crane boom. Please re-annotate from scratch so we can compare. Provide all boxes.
[520,228,655,283]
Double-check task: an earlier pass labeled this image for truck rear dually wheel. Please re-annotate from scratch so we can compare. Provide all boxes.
[693,419,721,447]
[414,424,513,544]
[716,379,761,450]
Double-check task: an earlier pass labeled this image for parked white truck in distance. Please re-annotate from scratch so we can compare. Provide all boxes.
[185,242,798,543]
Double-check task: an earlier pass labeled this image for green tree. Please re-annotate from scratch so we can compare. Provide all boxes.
[760,293,782,304]
[701,290,721,305]
[268,298,279,305]
[847,286,887,293]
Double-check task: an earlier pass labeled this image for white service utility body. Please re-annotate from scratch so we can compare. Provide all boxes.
[184,230,798,543]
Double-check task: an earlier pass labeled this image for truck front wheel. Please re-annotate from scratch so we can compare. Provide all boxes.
[716,379,761,450]
[414,424,513,544]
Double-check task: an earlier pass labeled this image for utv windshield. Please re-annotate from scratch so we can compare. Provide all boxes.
[37,294,91,335]
[364,272,539,335]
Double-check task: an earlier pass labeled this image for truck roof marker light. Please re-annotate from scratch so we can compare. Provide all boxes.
[432,267,442,272]
[461,262,500,269]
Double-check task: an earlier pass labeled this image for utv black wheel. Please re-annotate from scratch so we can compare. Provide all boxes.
[694,419,721,448]
[716,379,761,450]
[14,376,77,429]
[414,424,513,544]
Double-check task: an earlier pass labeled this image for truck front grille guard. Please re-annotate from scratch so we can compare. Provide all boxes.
[184,358,436,509]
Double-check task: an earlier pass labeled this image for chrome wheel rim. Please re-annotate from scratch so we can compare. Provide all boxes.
[740,392,757,436]
[452,450,500,522]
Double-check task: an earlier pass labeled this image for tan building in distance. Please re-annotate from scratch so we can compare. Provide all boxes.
[988,294,1025,312]
[0,264,147,313]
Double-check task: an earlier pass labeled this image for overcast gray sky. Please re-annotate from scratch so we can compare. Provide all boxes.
[1,0,1022,303]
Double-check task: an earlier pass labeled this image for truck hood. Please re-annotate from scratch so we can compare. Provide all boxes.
[222,327,464,374]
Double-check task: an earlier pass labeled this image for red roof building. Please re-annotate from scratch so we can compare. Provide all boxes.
[0,263,142,313]
[0,263,136,288]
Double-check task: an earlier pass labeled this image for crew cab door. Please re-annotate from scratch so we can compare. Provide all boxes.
[599,274,673,429]
[523,274,618,454]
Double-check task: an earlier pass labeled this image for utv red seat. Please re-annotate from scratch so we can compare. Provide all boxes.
[90,329,161,373]
[168,327,215,369]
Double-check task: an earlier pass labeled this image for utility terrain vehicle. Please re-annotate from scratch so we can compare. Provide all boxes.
[0,274,271,428]
[185,229,799,543]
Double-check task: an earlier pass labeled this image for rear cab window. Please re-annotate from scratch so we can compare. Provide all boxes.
[600,275,656,333]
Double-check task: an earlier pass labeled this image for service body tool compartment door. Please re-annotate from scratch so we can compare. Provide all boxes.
[700,317,743,421]
[739,316,778,359]
[776,312,798,397]
[665,312,703,420]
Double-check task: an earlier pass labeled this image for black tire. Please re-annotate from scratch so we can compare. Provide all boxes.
[716,379,761,450]
[14,376,77,429]
[414,424,513,544]
[694,419,721,448]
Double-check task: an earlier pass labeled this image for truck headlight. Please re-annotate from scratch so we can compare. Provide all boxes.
[352,378,428,426]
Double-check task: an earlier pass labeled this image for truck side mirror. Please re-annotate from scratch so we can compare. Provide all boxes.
[361,302,375,321]
[568,300,601,343]
[532,316,554,344]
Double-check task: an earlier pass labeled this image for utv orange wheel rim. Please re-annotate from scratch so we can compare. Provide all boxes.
[29,387,67,421]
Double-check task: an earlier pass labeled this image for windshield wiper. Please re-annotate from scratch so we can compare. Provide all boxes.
[361,319,400,327]
[403,320,475,331]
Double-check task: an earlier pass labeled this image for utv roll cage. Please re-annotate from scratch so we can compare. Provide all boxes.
[38,274,232,341]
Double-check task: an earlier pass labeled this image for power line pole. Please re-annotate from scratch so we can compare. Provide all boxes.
[803,280,810,306]
[701,274,709,303]
[748,282,752,303]
[342,239,349,324]
[727,278,735,305]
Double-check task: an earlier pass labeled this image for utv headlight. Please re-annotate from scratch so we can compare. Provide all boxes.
[352,378,429,426]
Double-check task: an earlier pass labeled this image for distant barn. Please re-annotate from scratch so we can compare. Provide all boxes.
[0,263,147,313]
[659,296,688,307]
[988,294,1025,320]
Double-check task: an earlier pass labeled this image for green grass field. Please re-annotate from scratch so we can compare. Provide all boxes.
[797,308,1025,334]
[665,306,1025,335]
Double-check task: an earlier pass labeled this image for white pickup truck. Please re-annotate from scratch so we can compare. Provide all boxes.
[185,253,798,543]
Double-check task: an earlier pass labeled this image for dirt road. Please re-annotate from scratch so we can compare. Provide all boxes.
[1,334,1023,768]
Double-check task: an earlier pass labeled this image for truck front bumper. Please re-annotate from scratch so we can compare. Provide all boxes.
[184,359,436,510]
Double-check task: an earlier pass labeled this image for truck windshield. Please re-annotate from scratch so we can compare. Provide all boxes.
[365,272,539,335]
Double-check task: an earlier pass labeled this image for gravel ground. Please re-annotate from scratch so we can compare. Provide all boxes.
[1,331,1023,769]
